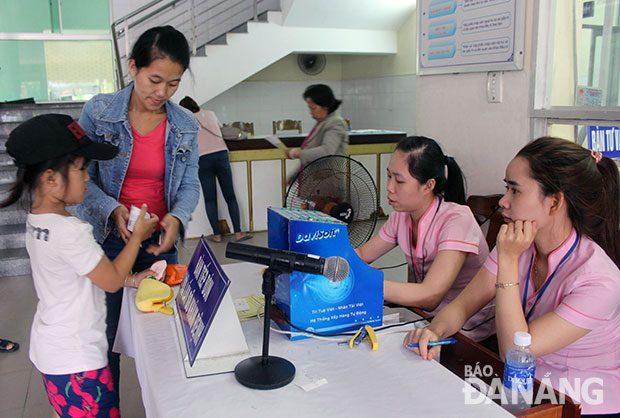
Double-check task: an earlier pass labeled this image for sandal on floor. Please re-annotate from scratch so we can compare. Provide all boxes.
[205,235,222,243]
[235,234,253,242]
[0,339,19,353]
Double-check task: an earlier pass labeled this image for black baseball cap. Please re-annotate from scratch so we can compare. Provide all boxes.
[6,113,119,166]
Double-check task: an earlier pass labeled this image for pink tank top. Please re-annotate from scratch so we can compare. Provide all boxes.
[119,119,167,228]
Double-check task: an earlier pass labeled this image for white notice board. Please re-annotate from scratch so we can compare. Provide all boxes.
[418,0,526,75]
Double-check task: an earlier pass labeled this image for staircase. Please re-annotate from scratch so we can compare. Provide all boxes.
[112,0,399,105]
[0,102,84,278]
[173,10,397,104]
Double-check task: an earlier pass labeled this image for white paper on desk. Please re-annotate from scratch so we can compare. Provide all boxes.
[174,289,250,378]
[265,135,288,153]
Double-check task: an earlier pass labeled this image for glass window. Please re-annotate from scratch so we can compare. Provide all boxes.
[60,0,110,32]
[548,123,620,162]
[546,0,620,107]
[0,0,53,33]
[0,40,48,101]
[532,1,620,143]
[0,40,115,102]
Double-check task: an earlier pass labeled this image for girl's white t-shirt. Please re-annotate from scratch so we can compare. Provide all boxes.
[26,213,106,375]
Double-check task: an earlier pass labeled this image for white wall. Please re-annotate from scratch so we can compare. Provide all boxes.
[110,0,152,21]
[201,52,416,136]
[202,74,416,136]
[341,74,416,135]
[204,79,342,135]
[414,2,535,196]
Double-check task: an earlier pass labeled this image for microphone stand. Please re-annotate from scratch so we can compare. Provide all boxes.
[234,267,295,389]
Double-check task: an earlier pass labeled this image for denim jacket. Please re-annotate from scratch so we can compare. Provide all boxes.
[76,83,200,244]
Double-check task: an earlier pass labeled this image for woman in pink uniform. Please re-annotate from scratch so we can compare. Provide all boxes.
[406,137,620,417]
[356,136,495,342]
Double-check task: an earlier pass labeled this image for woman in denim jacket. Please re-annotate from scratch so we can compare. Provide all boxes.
[76,26,200,393]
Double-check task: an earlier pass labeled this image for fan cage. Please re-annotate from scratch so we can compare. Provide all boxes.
[285,155,379,248]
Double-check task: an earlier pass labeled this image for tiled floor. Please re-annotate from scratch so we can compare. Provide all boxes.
[0,224,406,418]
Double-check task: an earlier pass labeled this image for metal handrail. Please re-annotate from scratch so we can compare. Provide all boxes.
[112,0,178,27]
[114,0,186,35]
[110,0,276,90]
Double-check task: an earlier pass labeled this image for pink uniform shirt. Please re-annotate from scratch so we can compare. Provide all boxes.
[484,229,620,415]
[379,196,495,341]
[195,110,227,156]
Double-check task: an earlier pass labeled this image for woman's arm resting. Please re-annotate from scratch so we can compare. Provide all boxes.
[404,266,497,360]
[355,234,396,264]
[385,250,466,311]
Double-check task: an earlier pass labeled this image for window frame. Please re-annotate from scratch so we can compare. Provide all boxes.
[530,0,620,139]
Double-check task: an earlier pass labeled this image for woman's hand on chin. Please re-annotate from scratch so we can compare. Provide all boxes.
[497,220,537,260]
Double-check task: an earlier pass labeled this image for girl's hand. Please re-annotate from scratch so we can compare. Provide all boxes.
[112,205,131,243]
[497,220,537,260]
[133,269,157,287]
[146,214,180,256]
[403,327,443,361]
[132,204,159,243]
[125,268,157,288]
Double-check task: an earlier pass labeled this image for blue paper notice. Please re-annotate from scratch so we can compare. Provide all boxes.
[176,238,231,366]
[587,126,620,159]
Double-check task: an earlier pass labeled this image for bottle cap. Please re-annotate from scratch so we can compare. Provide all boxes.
[513,331,531,346]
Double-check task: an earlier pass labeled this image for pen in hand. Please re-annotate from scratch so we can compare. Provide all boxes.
[407,337,458,349]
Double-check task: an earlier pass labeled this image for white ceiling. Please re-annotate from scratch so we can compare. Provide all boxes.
[281,0,417,31]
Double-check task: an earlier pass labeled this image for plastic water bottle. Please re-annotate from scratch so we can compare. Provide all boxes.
[502,331,536,412]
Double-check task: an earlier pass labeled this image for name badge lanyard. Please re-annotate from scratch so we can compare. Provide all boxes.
[409,198,443,283]
[522,233,580,321]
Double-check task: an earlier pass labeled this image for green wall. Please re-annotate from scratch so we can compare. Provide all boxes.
[0,0,111,102]
[0,0,53,33]
[0,41,48,101]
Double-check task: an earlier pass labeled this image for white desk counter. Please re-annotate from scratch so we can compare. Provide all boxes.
[115,263,511,418]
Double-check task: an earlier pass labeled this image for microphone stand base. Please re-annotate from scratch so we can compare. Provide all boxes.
[234,355,295,390]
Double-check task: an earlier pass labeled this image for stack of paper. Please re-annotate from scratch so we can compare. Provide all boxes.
[234,294,265,321]
[265,135,288,156]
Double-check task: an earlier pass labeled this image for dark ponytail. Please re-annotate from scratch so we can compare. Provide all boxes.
[591,156,620,266]
[0,167,28,208]
[0,154,82,209]
[395,136,466,205]
[517,137,620,268]
[444,155,466,204]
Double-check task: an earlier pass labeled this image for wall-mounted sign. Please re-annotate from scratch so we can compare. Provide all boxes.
[418,0,526,75]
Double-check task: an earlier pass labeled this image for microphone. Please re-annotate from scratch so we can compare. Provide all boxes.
[225,242,349,282]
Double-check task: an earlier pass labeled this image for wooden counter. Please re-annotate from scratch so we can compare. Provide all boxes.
[224,130,407,151]
[186,130,406,237]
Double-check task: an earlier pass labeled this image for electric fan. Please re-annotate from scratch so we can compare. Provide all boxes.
[285,155,379,248]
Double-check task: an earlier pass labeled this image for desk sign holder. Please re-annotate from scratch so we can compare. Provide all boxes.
[174,238,249,378]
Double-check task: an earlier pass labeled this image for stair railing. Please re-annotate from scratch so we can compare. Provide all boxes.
[111,0,277,90]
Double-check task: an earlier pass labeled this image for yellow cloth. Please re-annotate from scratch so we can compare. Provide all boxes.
[135,278,174,315]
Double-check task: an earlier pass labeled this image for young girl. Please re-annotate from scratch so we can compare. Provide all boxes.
[356,136,495,341]
[406,137,620,416]
[2,114,159,417]
[76,25,200,391]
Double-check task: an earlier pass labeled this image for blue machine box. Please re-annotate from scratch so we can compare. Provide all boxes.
[268,207,383,340]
